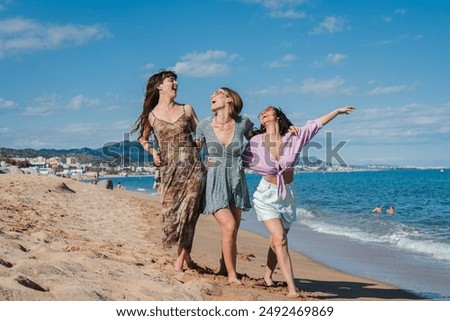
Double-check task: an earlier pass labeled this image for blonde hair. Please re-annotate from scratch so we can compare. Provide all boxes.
[219,87,243,120]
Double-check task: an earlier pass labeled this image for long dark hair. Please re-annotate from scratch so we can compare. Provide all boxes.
[131,70,177,139]
[256,106,293,136]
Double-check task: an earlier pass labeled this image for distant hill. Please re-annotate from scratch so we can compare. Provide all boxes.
[0,141,154,167]
[1,144,328,168]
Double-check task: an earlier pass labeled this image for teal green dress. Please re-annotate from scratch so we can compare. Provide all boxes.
[196,116,253,214]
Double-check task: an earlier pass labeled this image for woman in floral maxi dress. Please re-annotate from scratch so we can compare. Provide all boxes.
[132,70,205,271]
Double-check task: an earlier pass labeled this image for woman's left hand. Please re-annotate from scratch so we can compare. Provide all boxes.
[288,125,299,136]
[337,106,355,114]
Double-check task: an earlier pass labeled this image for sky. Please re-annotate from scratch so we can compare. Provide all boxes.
[1,0,449,167]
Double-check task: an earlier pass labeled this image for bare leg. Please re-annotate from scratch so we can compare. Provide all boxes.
[213,206,242,285]
[263,218,299,297]
[264,238,278,286]
[175,248,187,272]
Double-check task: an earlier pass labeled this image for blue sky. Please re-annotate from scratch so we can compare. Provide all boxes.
[1,0,449,166]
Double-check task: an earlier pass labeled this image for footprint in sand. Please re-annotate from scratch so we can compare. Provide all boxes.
[15,275,48,292]
[237,253,255,261]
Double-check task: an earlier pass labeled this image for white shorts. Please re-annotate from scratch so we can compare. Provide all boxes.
[253,178,297,229]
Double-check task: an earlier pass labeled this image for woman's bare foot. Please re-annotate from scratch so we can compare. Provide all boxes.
[264,275,276,287]
[174,258,184,272]
[228,277,243,286]
[175,250,188,271]
[287,292,300,298]
[287,287,300,298]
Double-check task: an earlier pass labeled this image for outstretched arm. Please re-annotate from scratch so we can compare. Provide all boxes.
[319,106,355,126]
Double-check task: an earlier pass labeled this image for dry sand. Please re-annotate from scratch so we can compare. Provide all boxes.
[0,174,422,301]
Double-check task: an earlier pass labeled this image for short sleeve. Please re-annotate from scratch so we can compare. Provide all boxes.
[295,119,323,146]
[195,119,206,141]
[242,116,254,136]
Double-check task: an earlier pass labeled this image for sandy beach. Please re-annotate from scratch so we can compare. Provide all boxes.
[0,174,423,301]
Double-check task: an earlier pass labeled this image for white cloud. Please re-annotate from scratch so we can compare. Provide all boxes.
[269,9,305,19]
[283,54,297,62]
[311,15,348,34]
[267,53,298,68]
[248,85,281,96]
[0,127,11,134]
[314,52,347,66]
[248,76,355,97]
[346,103,450,144]
[249,0,308,8]
[366,84,410,96]
[23,93,101,115]
[381,15,393,23]
[23,94,62,116]
[245,0,307,19]
[170,50,237,77]
[327,53,347,64]
[58,122,100,134]
[0,17,111,59]
[0,97,17,110]
[144,63,155,70]
[55,120,132,147]
[381,8,406,23]
[299,76,355,96]
[67,95,101,110]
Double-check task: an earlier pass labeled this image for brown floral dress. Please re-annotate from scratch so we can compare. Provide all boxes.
[151,108,205,252]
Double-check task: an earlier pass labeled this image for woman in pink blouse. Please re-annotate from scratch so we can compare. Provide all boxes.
[243,105,354,298]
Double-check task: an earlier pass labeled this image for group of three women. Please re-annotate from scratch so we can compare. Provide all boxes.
[132,70,354,298]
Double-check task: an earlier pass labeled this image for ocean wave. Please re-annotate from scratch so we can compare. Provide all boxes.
[296,208,450,263]
[395,237,450,262]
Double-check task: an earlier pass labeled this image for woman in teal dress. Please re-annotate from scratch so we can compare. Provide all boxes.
[195,87,254,285]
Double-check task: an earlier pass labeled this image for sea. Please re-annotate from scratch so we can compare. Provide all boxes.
[91,169,450,300]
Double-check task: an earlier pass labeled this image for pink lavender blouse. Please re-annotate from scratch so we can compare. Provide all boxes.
[243,119,323,199]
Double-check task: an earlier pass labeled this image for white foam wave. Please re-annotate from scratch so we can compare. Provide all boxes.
[396,237,450,262]
[296,207,316,219]
[297,208,450,263]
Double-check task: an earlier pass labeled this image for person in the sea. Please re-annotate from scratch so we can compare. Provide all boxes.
[243,105,355,298]
[195,87,254,285]
[373,205,382,213]
[131,70,206,271]
[387,205,395,215]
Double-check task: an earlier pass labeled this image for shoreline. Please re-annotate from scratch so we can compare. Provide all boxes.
[240,210,450,300]
[0,174,423,300]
